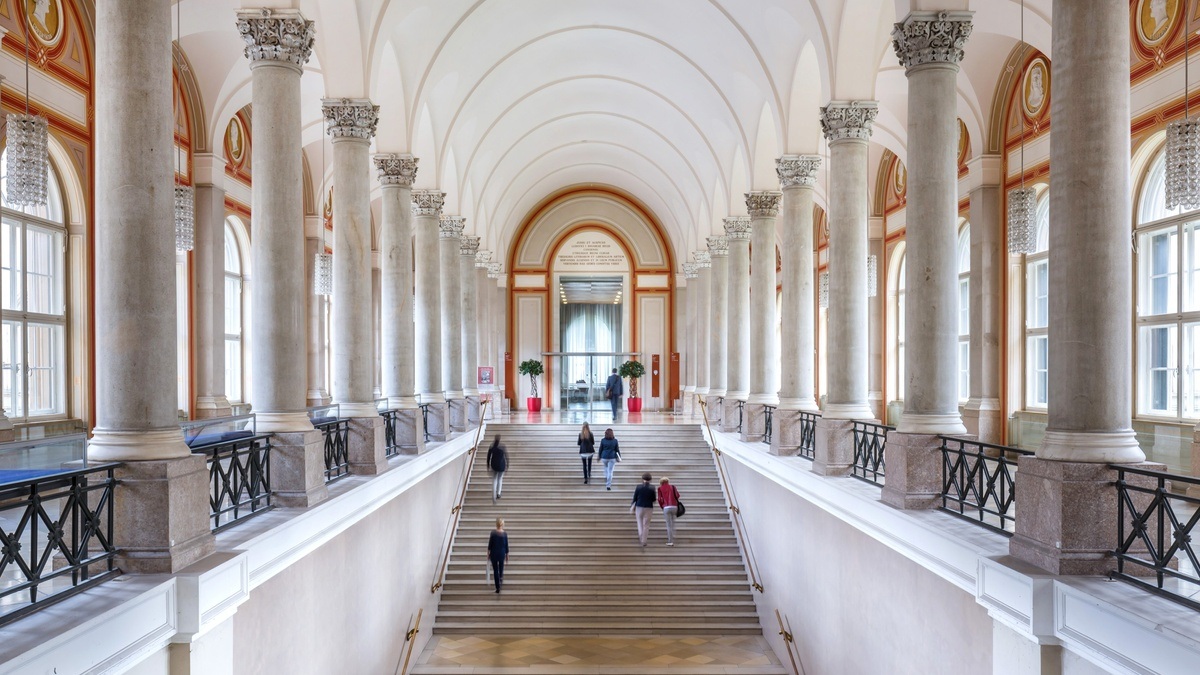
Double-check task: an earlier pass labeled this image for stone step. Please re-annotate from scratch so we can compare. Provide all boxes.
[431,623,766,636]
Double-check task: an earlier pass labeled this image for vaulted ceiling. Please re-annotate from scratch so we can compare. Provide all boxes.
[175,0,1052,265]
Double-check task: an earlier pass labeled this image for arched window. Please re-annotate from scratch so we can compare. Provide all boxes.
[1025,188,1050,409]
[897,253,907,401]
[958,223,970,403]
[1,150,67,421]
[1134,149,1200,420]
[224,219,246,403]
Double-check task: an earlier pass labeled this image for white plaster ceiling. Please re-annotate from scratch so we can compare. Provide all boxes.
[175,0,1052,265]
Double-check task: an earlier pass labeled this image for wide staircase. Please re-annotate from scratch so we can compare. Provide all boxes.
[411,422,785,674]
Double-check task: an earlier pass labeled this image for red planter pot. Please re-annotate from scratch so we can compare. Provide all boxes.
[526,397,543,412]
[627,397,643,413]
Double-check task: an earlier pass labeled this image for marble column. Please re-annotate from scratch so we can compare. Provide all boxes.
[964,156,1004,444]
[305,235,330,406]
[812,100,877,476]
[723,217,751,431]
[706,236,729,411]
[322,98,386,476]
[692,251,712,404]
[460,235,482,424]
[376,153,423,453]
[742,192,782,442]
[414,191,449,439]
[682,263,698,415]
[88,0,213,571]
[772,157,821,455]
[440,216,467,430]
[488,263,507,409]
[475,251,495,420]
[1011,0,1152,575]
[884,11,971,509]
[191,154,231,420]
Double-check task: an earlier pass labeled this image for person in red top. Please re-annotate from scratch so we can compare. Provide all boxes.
[657,477,681,546]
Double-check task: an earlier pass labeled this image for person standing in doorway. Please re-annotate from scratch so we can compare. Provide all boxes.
[630,472,656,547]
[605,368,624,417]
[487,518,509,593]
[598,428,621,490]
[657,477,681,546]
[578,422,595,484]
[486,435,508,503]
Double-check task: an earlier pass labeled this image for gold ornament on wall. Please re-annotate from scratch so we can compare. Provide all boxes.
[25,0,63,48]
[1137,0,1181,48]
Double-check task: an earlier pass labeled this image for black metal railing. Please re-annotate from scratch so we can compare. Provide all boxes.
[0,463,121,626]
[316,418,351,483]
[762,405,775,446]
[381,409,400,458]
[1110,465,1200,611]
[419,403,432,443]
[736,400,745,434]
[939,437,1033,535]
[798,411,820,460]
[851,421,891,486]
[191,433,273,532]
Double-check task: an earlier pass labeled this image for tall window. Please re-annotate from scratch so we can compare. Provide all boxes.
[958,224,970,403]
[897,253,906,401]
[1134,150,1200,420]
[224,220,245,403]
[1,150,67,420]
[1025,189,1050,409]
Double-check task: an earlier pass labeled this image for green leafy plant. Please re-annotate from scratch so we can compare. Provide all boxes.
[618,360,646,398]
[518,359,545,398]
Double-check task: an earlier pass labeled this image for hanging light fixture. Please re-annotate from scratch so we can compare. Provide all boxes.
[1007,0,1037,254]
[5,12,49,207]
[1167,18,1200,209]
[314,132,332,295]
[172,0,194,251]
[819,272,830,309]
[866,254,878,298]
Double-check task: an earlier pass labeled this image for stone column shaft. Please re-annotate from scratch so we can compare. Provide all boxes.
[777,157,820,411]
[305,235,330,406]
[414,191,448,440]
[707,236,729,397]
[747,192,781,407]
[191,172,231,419]
[693,252,712,396]
[682,264,697,413]
[965,163,1003,443]
[377,154,418,409]
[440,216,466,430]
[724,217,751,429]
[460,235,481,424]
[324,98,379,420]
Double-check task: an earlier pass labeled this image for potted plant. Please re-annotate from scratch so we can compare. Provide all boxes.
[618,360,647,412]
[518,359,545,412]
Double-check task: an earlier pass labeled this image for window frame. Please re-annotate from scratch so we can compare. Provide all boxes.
[1023,187,1050,411]
[957,222,970,404]
[223,219,247,404]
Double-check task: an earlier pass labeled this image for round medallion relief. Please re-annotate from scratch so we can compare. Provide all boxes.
[25,0,63,48]
[225,117,246,166]
[893,161,906,197]
[1022,57,1050,119]
[1137,0,1181,47]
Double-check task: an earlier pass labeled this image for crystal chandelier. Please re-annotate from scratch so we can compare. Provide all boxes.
[314,251,333,295]
[1167,22,1200,210]
[5,112,48,207]
[866,255,878,298]
[1008,186,1037,254]
[174,185,194,251]
[819,272,829,309]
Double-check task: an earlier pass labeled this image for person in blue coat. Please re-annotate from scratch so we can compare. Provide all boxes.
[605,368,624,417]
[598,428,621,490]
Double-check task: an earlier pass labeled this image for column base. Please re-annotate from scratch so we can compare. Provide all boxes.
[777,397,819,412]
[1010,457,1164,575]
[746,393,779,406]
[1038,429,1145,463]
[89,428,193,462]
[113,455,215,574]
[881,431,943,510]
[387,396,420,409]
[721,398,744,433]
[337,401,379,419]
[739,404,766,443]
[963,398,1003,445]
[193,396,233,420]
[392,408,426,455]
[425,401,450,442]
[868,391,885,424]
[254,411,316,434]
[466,395,481,425]
[896,411,966,436]
[704,395,724,428]
[348,416,387,476]
[269,430,329,508]
[682,387,696,416]
[306,390,331,408]
[770,409,808,456]
[449,398,468,431]
[822,401,876,420]
[813,418,857,476]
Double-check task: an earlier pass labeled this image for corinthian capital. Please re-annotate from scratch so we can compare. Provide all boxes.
[820,101,878,142]
[707,235,729,257]
[475,250,493,268]
[236,9,314,69]
[440,215,465,239]
[487,262,503,279]
[322,98,379,140]
[460,235,481,256]
[374,154,418,187]
[682,262,698,279]
[723,216,752,240]
[411,190,444,217]
[892,11,973,70]
[777,155,821,189]
[746,191,782,218]
[692,250,711,268]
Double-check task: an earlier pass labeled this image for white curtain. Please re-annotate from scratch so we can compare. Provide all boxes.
[561,303,623,382]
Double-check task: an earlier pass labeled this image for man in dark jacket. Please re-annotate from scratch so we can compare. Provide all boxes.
[630,473,656,547]
[486,435,508,503]
[605,368,624,417]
